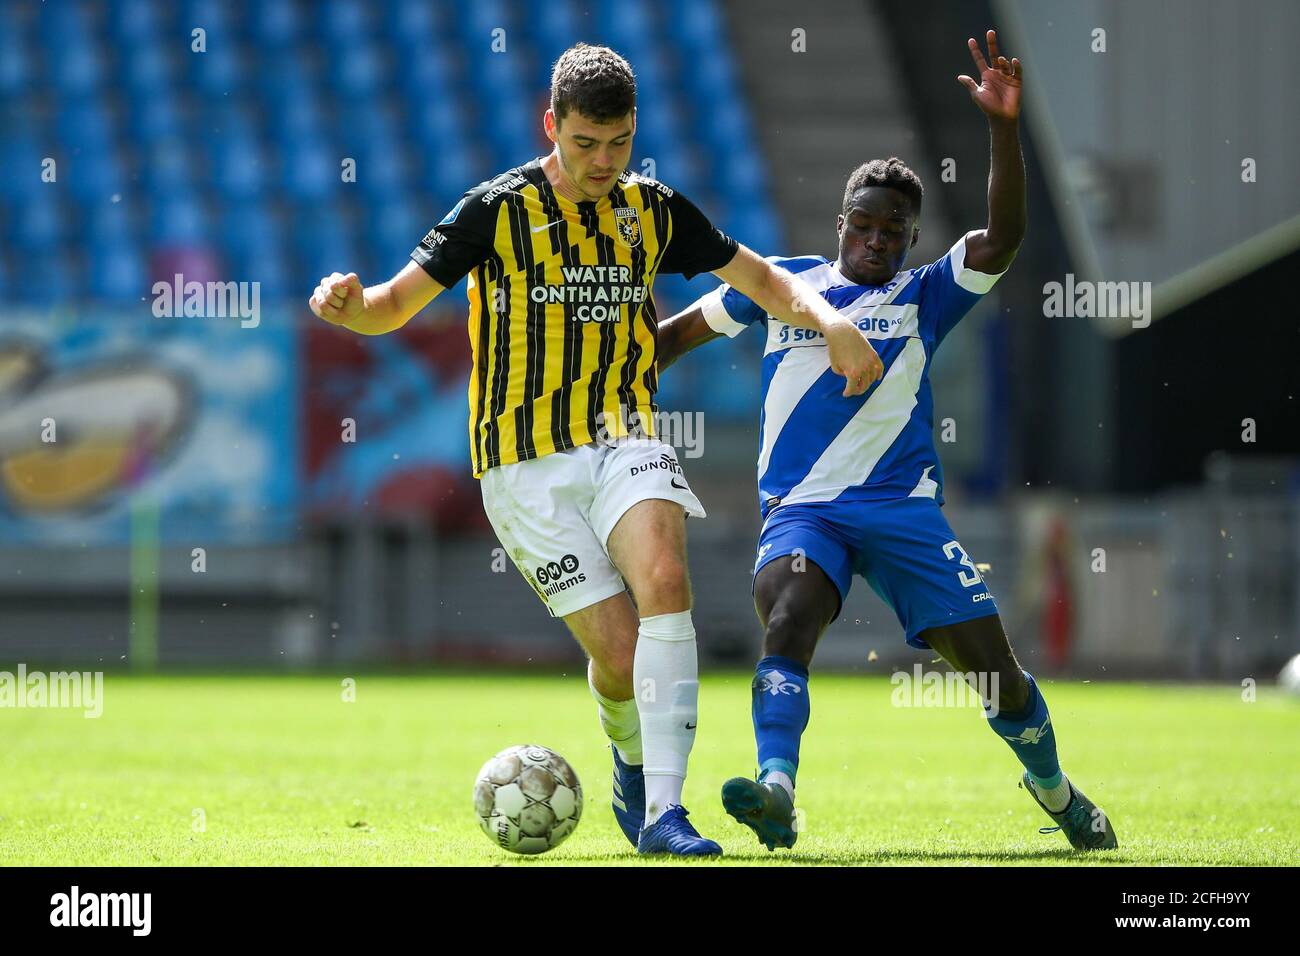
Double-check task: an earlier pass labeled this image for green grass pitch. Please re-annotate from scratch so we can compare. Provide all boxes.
[1,672,1296,865]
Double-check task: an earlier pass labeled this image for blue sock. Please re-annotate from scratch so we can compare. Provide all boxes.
[984,671,1063,786]
[752,655,810,786]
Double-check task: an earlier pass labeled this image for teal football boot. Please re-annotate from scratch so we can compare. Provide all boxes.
[1023,772,1119,851]
[721,777,798,851]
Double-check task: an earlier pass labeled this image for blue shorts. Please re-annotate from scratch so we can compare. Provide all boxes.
[753,497,999,649]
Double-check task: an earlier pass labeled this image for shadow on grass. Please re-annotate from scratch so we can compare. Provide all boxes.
[501,847,1143,865]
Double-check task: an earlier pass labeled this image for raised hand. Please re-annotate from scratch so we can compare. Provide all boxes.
[309,272,365,325]
[957,29,1021,124]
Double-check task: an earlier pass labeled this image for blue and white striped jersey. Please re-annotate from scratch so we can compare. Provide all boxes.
[699,234,1004,518]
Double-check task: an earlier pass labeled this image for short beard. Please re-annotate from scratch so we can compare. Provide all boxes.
[554,146,590,197]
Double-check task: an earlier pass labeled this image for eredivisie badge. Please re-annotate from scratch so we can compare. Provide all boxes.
[614,207,642,248]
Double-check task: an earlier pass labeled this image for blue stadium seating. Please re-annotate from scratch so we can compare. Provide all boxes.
[0,0,778,418]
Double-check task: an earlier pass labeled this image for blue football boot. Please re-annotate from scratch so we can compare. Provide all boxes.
[637,805,723,857]
[610,746,646,847]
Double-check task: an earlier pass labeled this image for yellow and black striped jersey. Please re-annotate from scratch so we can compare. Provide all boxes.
[411,158,738,477]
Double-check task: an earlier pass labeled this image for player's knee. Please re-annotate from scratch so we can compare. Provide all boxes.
[633,555,691,613]
[761,607,817,666]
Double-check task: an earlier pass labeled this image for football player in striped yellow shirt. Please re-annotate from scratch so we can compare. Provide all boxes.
[309,43,881,856]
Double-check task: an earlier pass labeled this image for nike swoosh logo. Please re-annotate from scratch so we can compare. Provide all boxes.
[684,722,697,730]
[670,478,688,491]
[531,220,564,233]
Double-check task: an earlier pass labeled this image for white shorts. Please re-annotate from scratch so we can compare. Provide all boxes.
[480,438,706,618]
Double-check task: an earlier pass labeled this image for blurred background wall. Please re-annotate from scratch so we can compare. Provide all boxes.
[0,0,1296,678]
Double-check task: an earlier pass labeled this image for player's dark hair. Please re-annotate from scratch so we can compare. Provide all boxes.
[842,157,924,217]
[550,43,637,124]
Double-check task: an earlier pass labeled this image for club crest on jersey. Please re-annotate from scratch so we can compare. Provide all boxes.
[439,197,466,226]
[614,207,642,248]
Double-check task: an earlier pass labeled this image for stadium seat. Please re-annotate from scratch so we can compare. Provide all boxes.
[146,142,201,199]
[150,195,211,246]
[213,136,269,202]
[595,0,657,61]
[65,150,126,204]
[0,137,46,202]
[387,0,443,47]
[252,0,301,50]
[351,140,414,204]
[14,196,69,253]
[89,197,143,248]
[279,92,329,142]
[319,0,378,43]
[222,200,289,289]
[456,0,513,53]
[281,140,343,203]
[524,0,578,71]
[193,39,243,97]
[331,41,391,99]
[57,100,115,150]
[296,200,360,278]
[0,32,32,96]
[110,0,162,47]
[239,235,291,299]
[23,255,81,307]
[125,44,179,99]
[181,0,232,46]
[90,244,148,302]
[372,198,426,274]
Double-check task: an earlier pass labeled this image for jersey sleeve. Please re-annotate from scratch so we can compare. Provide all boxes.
[657,189,740,280]
[410,181,500,287]
[696,257,788,338]
[916,231,1007,345]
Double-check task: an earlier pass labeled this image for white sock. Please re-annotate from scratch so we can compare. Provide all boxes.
[587,662,642,765]
[1029,772,1072,813]
[763,770,795,802]
[634,610,699,826]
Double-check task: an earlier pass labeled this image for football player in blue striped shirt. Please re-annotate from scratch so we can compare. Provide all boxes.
[657,31,1117,853]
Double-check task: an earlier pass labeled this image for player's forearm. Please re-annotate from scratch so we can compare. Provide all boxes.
[984,118,1027,263]
[656,314,687,371]
[754,265,850,336]
[345,282,415,335]
[656,307,720,372]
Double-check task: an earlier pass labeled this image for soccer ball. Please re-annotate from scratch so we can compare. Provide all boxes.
[1278,653,1300,697]
[473,744,583,854]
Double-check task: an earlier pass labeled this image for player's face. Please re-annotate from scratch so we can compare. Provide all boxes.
[836,187,919,286]
[546,109,635,201]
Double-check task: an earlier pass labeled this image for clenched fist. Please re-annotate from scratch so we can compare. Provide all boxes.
[309,272,365,325]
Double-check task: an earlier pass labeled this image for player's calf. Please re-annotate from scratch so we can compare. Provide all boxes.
[569,600,645,845]
[922,616,1118,847]
[608,498,707,827]
[719,555,837,846]
[754,555,840,667]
